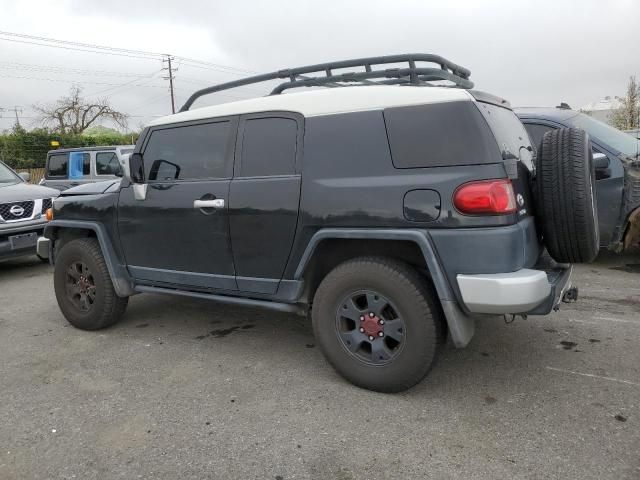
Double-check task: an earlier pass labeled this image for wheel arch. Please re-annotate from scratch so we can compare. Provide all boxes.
[44,220,134,297]
[293,229,476,347]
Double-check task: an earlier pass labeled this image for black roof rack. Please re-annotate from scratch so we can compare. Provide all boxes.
[179,53,473,112]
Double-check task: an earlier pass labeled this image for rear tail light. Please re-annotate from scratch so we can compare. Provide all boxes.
[453,179,516,215]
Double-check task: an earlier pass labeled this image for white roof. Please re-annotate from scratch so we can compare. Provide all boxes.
[147,86,473,127]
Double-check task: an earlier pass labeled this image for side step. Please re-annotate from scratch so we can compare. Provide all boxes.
[134,285,306,315]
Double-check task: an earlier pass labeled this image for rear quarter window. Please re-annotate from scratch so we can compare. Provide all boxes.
[477,103,533,158]
[383,101,501,168]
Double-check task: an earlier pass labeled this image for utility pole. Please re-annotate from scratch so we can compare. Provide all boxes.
[13,106,23,126]
[162,55,176,114]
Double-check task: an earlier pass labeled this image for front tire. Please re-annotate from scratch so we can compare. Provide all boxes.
[54,238,128,330]
[312,257,444,393]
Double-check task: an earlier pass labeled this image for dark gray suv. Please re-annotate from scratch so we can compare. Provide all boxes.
[40,54,599,392]
[517,107,640,251]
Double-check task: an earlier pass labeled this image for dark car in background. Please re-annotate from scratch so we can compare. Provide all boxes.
[516,107,640,251]
[0,161,59,261]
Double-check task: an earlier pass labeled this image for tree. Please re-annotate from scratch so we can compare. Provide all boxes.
[611,76,640,131]
[33,86,128,134]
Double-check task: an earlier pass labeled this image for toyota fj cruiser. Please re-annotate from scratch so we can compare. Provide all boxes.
[40,54,598,392]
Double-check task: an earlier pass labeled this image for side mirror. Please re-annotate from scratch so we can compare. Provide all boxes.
[593,152,610,170]
[129,152,144,183]
[18,172,30,182]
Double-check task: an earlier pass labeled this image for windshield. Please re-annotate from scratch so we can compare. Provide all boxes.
[567,113,640,157]
[0,162,20,185]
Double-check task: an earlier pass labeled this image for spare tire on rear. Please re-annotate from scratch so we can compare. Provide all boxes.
[535,127,599,263]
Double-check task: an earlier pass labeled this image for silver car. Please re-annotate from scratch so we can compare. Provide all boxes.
[0,161,59,261]
[40,145,134,191]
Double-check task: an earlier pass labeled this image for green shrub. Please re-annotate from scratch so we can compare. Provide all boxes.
[0,125,139,169]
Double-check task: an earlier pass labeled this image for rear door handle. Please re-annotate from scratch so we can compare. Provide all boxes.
[193,199,225,209]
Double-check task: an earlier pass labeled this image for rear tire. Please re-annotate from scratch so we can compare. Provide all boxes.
[535,127,599,263]
[54,238,128,330]
[312,257,444,393]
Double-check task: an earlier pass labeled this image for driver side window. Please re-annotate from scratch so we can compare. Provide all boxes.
[143,121,232,182]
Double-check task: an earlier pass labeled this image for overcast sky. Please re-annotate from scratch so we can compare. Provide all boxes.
[1,0,638,131]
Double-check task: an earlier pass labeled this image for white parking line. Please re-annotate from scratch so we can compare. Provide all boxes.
[567,316,639,325]
[546,366,640,387]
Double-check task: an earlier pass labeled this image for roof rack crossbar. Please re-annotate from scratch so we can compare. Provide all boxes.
[179,53,473,112]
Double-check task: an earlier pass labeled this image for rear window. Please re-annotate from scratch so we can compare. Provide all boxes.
[47,152,90,178]
[383,101,500,168]
[477,102,533,158]
[47,153,68,177]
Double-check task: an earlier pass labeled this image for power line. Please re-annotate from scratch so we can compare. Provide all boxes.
[0,31,257,76]
[0,61,160,78]
[0,72,167,88]
[85,70,163,98]
[0,30,164,58]
[0,37,162,61]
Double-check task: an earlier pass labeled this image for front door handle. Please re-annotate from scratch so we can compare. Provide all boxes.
[193,199,225,209]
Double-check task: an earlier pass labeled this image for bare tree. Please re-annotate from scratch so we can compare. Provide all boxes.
[34,86,128,134]
[611,76,640,131]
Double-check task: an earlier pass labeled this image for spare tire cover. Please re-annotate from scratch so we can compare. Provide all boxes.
[535,127,599,263]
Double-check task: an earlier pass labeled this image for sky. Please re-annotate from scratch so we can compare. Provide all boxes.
[0,0,638,131]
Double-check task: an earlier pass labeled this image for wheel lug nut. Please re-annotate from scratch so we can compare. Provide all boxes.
[359,327,365,333]
[369,312,375,318]
[368,335,374,341]
[360,316,364,321]
[379,319,384,325]
[378,332,384,337]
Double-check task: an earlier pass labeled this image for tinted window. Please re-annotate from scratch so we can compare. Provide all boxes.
[477,103,533,158]
[0,162,20,183]
[47,153,68,177]
[240,117,297,177]
[143,122,231,181]
[96,152,122,175]
[567,113,640,157]
[523,123,555,149]
[384,101,500,168]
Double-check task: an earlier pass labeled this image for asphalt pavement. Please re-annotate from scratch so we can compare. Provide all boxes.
[0,252,638,479]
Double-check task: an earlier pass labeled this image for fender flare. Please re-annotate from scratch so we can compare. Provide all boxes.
[293,228,475,347]
[44,220,135,297]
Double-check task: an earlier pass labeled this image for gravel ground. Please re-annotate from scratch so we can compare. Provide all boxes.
[0,252,638,479]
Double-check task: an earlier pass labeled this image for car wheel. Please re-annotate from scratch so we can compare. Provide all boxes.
[53,238,128,330]
[312,257,444,393]
[535,127,599,263]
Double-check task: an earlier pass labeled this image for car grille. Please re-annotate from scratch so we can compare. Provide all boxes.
[41,198,52,214]
[0,200,35,221]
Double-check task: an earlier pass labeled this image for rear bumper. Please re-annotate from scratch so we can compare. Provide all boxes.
[457,266,572,314]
